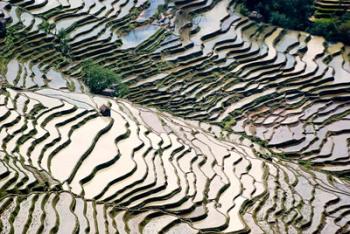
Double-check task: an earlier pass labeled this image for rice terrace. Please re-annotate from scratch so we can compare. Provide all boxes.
[0,0,350,233]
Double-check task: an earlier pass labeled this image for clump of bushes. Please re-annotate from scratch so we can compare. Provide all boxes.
[4,26,16,51]
[82,61,129,98]
[56,29,71,57]
[309,13,350,43]
[0,26,16,69]
[237,0,350,44]
[0,56,9,75]
[222,116,236,131]
[38,19,55,34]
[238,0,313,29]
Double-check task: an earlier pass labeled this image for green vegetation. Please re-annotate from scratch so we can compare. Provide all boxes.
[154,4,167,18]
[0,26,16,75]
[237,0,350,44]
[4,26,16,51]
[222,116,236,131]
[298,159,313,169]
[237,0,313,28]
[82,61,129,97]
[56,29,71,57]
[66,80,75,92]
[0,56,9,75]
[309,13,350,43]
[38,19,55,34]
[237,3,249,16]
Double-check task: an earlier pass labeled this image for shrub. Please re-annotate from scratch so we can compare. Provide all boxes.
[338,21,350,41]
[240,0,313,30]
[39,20,55,34]
[238,0,349,44]
[82,61,128,97]
[237,4,249,16]
[336,13,350,42]
[223,116,236,131]
[269,12,292,28]
[308,19,335,38]
[309,15,350,43]
[0,56,9,75]
[56,29,70,57]
[4,27,16,51]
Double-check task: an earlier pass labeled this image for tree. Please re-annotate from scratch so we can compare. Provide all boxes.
[82,61,128,97]
[240,0,313,30]
[238,0,349,44]
[56,29,70,57]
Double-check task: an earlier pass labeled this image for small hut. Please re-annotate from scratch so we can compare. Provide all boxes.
[99,103,111,117]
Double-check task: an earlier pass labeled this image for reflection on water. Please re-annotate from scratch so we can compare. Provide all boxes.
[137,0,165,22]
[120,25,159,49]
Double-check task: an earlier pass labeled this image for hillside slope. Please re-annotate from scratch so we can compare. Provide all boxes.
[1,0,350,233]
[1,88,350,233]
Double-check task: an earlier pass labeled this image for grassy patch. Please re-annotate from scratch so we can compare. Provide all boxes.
[298,159,313,169]
[222,116,236,131]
